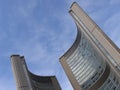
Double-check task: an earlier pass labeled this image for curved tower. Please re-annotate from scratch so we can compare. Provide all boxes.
[60,2,120,90]
[11,55,61,90]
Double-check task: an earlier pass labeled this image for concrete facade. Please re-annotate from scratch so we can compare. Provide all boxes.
[11,55,61,90]
[60,2,120,90]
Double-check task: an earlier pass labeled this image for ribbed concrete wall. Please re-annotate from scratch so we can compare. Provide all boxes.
[11,55,61,90]
[60,2,120,90]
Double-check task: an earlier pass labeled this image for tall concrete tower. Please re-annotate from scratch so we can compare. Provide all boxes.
[11,55,61,90]
[60,2,120,90]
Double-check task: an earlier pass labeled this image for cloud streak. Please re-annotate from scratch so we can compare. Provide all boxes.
[0,0,120,90]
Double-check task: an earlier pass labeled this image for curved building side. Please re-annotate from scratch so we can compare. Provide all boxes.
[60,2,120,90]
[11,55,61,90]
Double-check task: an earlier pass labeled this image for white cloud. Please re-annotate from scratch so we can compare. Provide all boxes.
[104,12,120,48]
[1,0,120,90]
[104,13,120,31]
[15,0,39,18]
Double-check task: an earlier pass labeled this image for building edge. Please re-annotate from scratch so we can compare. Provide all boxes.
[60,2,120,90]
[11,55,61,90]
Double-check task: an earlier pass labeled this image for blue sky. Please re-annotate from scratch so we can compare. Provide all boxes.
[0,0,120,90]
